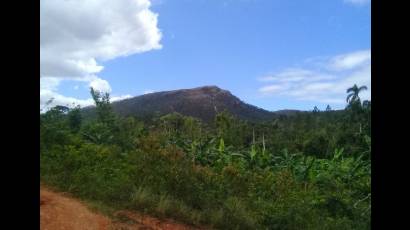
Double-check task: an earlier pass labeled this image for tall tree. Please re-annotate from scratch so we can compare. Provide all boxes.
[346,84,368,104]
[90,87,116,125]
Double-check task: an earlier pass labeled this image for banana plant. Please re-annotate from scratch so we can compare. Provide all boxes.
[332,148,344,162]
[294,155,316,184]
[272,149,297,171]
[81,131,113,145]
[182,139,199,165]
[187,137,216,166]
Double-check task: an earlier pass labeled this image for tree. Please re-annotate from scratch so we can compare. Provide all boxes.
[346,84,368,104]
[303,132,330,158]
[215,110,233,138]
[68,105,82,133]
[313,106,320,113]
[362,100,371,110]
[114,116,144,150]
[160,112,185,138]
[326,105,332,112]
[40,97,54,112]
[90,87,116,125]
[53,105,70,114]
[40,105,72,148]
[43,105,69,120]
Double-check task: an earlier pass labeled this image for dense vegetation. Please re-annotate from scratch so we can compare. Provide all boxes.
[40,84,371,229]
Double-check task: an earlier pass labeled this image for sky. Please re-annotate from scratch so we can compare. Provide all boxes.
[40,0,371,112]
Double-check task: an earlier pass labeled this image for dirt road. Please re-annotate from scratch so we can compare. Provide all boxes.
[40,186,202,230]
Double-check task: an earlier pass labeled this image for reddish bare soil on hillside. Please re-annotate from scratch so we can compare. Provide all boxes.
[40,186,205,230]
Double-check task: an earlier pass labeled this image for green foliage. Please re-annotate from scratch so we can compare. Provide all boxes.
[68,105,82,133]
[303,131,330,158]
[40,85,371,229]
[90,87,116,126]
[81,121,115,145]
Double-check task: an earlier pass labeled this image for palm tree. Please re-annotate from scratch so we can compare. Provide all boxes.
[346,84,368,104]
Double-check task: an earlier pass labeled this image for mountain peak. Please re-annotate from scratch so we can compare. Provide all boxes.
[176,85,226,94]
[194,85,221,90]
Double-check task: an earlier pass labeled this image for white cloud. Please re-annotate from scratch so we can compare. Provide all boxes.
[40,76,133,112]
[40,89,133,112]
[258,69,312,82]
[40,0,162,109]
[258,49,371,105]
[258,68,335,83]
[143,90,155,94]
[40,77,61,92]
[303,82,335,91]
[328,49,370,71]
[112,95,133,101]
[89,78,112,93]
[259,85,288,94]
[344,0,370,6]
[40,0,162,79]
[40,89,95,112]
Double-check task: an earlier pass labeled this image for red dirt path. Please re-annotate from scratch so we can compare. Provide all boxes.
[40,186,204,230]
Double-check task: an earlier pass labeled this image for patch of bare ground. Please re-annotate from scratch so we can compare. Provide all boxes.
[40,186,207,230]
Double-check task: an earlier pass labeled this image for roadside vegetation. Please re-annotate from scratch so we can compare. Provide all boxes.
[40,84,370,229]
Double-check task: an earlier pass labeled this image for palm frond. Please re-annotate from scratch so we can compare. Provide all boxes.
[358,85,368,91]
[347,84,358,93]
[346,94,354,102]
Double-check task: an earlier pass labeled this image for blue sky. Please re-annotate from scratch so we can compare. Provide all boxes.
[40,0,371,111]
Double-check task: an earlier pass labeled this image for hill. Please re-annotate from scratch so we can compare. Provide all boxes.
[83,86,279,122]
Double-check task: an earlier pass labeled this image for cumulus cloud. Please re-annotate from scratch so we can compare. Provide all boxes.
[40,0,161,79]
[40,0,162,109]
[258,49,371,105]
[89,78,112,93]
